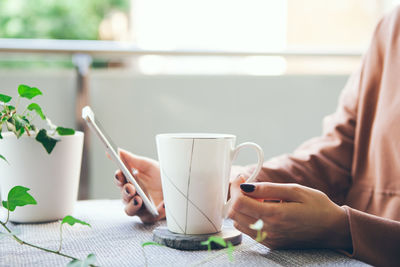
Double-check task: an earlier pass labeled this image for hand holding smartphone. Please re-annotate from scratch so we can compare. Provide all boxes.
[82,106,159,217]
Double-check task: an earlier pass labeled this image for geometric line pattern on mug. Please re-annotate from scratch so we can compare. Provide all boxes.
[160,167,219,233]
[184,139,195,234]
[164,203,185,234]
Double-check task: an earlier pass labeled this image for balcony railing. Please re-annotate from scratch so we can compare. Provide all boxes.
[0,38,363,57]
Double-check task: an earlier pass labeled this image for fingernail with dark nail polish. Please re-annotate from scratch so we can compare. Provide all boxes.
[163,204,165,209]
[134,199,138,205]
[125,188,130,196]
[240,183,255,193]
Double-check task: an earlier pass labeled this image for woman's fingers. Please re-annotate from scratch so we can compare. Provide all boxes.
[229,208,258,228]
[138,201,166,223]
[124,194,166,223]
[230,174,247,199]
[229,181,352,250]
[231,194,280,219]
[126,198,166,223]
[233,220,258,239]
[122,183,137,204]
[125,195,142,216]
[240,182,305,202]
[114,170,127,187]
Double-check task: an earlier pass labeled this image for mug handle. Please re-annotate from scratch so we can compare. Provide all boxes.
[223,142,264,218]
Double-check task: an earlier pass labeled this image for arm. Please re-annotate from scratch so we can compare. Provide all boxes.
[233,66,360,204]
[342,207,400,267]
[230,7,400,267]
[234,7,388,206]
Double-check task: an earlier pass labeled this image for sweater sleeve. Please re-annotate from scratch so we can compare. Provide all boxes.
[342,206,400,267]
[237,11,387,205]
[239,60,361,204]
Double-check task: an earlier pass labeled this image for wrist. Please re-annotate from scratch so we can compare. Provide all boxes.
[325,205,352,251]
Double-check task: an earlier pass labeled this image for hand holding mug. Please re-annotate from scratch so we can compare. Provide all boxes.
[228,176,352,250]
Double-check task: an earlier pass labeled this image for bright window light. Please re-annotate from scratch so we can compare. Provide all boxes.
[132,0,287,75]
[131,0,287,51]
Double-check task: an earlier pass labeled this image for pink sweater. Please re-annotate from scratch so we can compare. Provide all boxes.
[243,7,400,267]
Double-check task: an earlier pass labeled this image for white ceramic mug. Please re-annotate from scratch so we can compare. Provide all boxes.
[156,133,264,235]
[0,132,84,223]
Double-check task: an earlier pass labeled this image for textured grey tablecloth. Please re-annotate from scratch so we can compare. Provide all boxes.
[0,200,370,267]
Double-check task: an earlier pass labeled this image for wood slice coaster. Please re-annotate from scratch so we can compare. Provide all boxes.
[152,226,242,251]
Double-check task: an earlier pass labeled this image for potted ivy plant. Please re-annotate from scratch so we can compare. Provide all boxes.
[0,84,84,223]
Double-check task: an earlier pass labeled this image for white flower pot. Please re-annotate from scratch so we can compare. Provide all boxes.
[0,131,84,223]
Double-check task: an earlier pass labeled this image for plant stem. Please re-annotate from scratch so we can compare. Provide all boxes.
[0,221,79,262]
[5,203,10,224]
[191,231,267,266]
[15,96,20,112]
[58,222,63,252]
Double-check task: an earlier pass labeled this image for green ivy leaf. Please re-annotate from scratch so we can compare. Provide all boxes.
[27,103,46,120]
[19,127,26,137]
[61,215,91,227]
[18,84,42,100]
[0,154,9,164]
[35,129,59,154]
[141,241,163,248]
[12,114,29,132]
[67,254,96,267]
[56,127,75,136]
[7,105,15,111]
[10,114,30,138]
[0,94,12,103]
[6,120,15,133]
[1,186,37,212]
[201,236,227,251]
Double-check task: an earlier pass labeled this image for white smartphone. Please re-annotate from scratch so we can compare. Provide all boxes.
[82,106,159,217]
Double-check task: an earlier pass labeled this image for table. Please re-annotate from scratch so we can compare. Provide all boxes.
[0,200,370,266]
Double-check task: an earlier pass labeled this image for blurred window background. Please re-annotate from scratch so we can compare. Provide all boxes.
[2,0,400,199]
[1,0,399,74]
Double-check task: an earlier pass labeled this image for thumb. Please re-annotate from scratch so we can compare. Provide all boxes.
[240,182,305,202]
[232,174,247,188]
[229,174,247,199]
[118,148,152,173]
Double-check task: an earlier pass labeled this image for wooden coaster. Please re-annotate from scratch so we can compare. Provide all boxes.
[152,226,242,251]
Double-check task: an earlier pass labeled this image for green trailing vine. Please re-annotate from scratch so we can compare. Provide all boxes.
[0,186,96,266]
[0,84,75,162]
